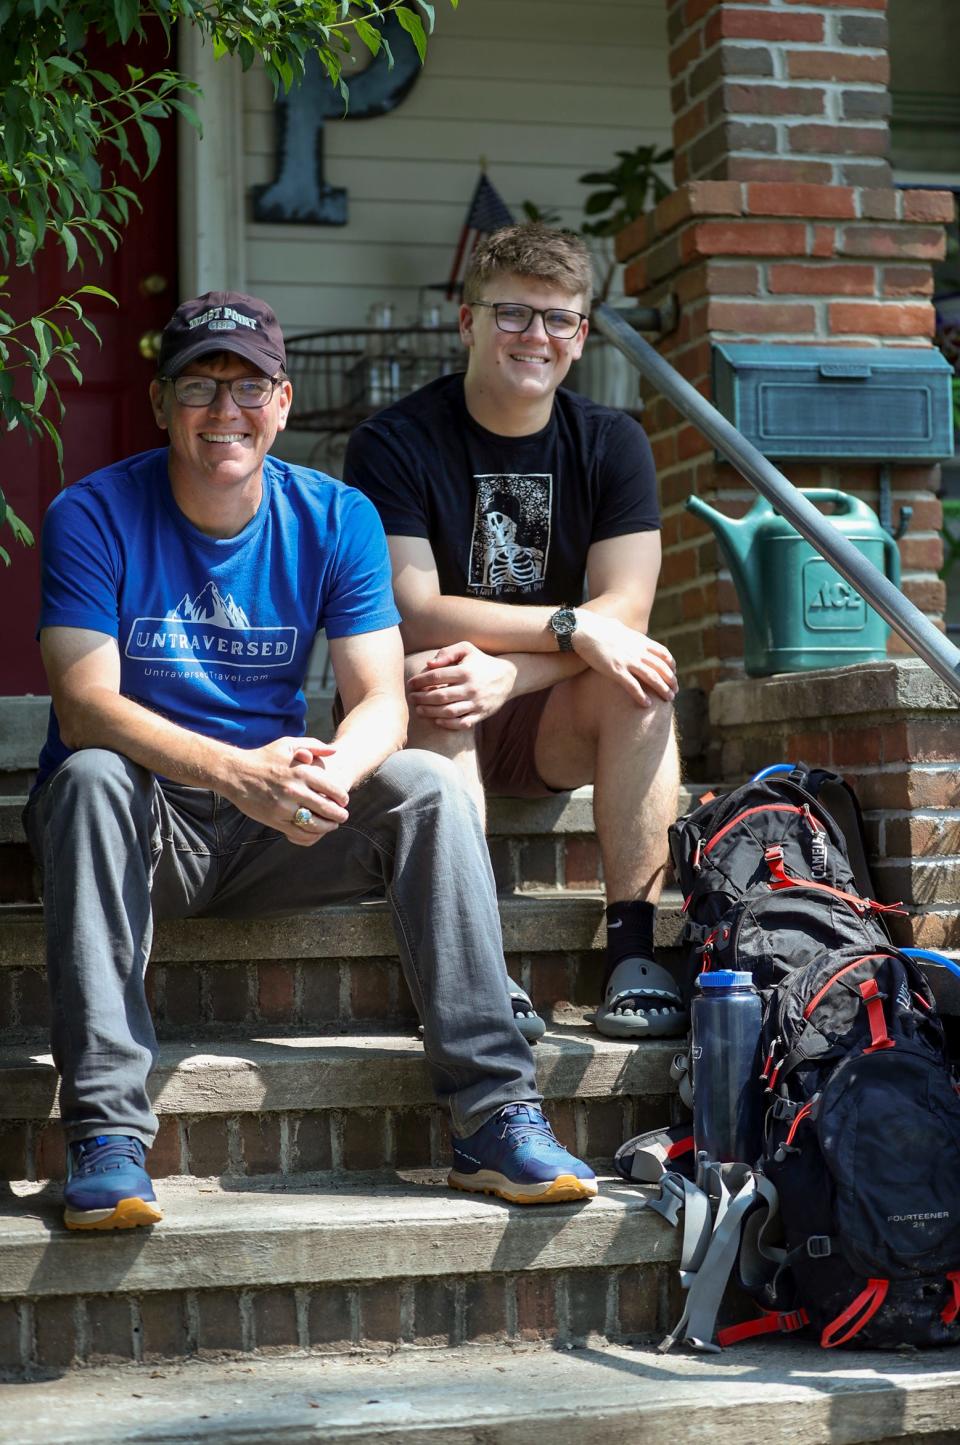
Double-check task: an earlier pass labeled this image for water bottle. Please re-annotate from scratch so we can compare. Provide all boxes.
[691,970,763,1165]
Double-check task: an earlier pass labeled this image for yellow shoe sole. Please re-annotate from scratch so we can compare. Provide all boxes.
[448,1169,598,1205]
[64,1196,164,1231]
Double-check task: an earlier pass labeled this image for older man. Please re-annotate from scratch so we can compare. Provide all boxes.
[24,290,596,1231]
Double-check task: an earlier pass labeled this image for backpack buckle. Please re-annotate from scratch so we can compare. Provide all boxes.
[806,1236,832,1258]
[770,1096,800,1122]
[780,1310,807,1332]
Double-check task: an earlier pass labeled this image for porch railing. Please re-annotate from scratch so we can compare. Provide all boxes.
[593,301,960,702]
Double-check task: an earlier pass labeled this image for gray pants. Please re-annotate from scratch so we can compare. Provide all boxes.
[24,746,540,1146]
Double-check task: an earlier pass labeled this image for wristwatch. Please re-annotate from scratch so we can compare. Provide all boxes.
[548,605,578,652]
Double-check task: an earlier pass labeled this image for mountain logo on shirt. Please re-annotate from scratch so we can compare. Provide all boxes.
[125,577,297,670]
[167,581,250,629]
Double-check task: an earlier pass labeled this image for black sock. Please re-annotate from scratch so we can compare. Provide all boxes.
[604,899,656,989]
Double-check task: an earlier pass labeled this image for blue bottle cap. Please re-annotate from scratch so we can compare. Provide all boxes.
[697,970,754,988]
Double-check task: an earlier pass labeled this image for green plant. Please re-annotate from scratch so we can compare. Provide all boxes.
[0,0,457,564]
[580,143,673,300]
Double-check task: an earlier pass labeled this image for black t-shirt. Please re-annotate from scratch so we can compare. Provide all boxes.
[343,373,659,606]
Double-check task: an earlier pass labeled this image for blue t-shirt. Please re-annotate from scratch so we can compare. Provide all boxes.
[35,448,401,785]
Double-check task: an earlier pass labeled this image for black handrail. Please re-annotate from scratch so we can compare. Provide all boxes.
[593,301,960,701]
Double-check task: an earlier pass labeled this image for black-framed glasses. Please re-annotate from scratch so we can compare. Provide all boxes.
[470,301,587,340]
[162,375,283,408]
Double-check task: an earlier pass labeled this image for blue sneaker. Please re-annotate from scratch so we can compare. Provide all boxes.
[64,1135,163,1231]
[449,1103,598,1205]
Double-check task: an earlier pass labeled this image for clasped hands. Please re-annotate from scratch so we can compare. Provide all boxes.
[407,615,678,731]
[225,736,351,847]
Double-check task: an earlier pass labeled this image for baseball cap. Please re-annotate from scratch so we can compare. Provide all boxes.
[158,291,287,378]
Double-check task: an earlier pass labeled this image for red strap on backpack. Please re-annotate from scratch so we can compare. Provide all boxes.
[859,977,895,1053]
[763,847,906,915]
[941,1272,960,1325]
[717,1309,808,1347]
[821,1279,889,1348]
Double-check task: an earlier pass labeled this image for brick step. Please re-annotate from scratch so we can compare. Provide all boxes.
[0,1030,683,1182]
[0,892,689,1041]
[0,783,711,901]
[9,1340,960,1443]
[0,1174,679,1372]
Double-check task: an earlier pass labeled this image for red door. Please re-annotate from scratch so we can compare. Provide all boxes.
[0,30,179,694]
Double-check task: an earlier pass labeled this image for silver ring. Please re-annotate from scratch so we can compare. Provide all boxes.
[292,807,314,830]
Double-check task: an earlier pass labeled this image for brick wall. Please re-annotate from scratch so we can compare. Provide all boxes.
[616,0,956,703]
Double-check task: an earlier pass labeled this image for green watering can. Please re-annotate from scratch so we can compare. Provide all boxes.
[687,489,900,677]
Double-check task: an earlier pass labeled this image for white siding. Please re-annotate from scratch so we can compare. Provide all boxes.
[241,0,671,337]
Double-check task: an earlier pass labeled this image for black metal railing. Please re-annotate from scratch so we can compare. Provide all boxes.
[592,301,960,701]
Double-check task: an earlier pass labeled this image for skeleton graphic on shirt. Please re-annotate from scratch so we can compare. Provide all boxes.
[468,473,552,596]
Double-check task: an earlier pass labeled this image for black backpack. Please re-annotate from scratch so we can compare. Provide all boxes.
[668,763,900,992]
[627,941,960,1352]
[749,942,960,1349]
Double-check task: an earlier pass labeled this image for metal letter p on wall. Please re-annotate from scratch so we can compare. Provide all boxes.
[253,15,422,227]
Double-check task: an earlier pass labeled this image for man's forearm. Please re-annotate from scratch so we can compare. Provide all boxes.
[502,650,587,697]
[56,685,248,794]
[331,690,407,789]
[400,590,642,656]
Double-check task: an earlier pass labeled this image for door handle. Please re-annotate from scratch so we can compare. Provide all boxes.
[138,330,163,361]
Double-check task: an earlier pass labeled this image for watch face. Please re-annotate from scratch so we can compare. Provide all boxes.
[551,608,576,636]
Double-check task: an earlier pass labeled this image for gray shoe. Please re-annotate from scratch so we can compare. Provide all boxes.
[507,976,546,1043]
[594,956,687,1039]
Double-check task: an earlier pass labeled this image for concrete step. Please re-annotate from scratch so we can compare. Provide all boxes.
[0,1029,684,1182]
[0,892,689,1043]
[0,783,711,901]
[0,1174,680,1372]
[6,1340,960,1443]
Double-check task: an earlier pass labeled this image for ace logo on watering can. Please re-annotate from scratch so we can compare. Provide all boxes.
[804,564,867,629]
[687,489,900,676]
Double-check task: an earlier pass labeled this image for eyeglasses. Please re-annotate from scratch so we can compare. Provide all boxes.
[470,301,587,340]
[162,375,283,408]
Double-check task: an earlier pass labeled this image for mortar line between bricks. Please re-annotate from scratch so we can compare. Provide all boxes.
[605,1272,618,1340]
[19,1299,31,1373]
[295,1286,309,1351]
[239,1290,254,1352]
[399,1280,413,1345]
[131,1297,143,1365]
[76,1297,90,1363]
[186,1290,200,1355]
[505,1275,518,1340]
[453,1279,466,1347]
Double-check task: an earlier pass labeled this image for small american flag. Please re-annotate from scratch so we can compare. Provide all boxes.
[446,171,515,300]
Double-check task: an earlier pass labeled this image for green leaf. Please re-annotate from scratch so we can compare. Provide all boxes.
[354,16,381,54]
[137,119,161,176]
[76,285,117,303]
[395,6,427,63]
[413,0,435,30]
[61,225,78,270]
[0,485,6,528]
[4,501,34,548]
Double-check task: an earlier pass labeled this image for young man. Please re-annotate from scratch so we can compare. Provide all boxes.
[24,290,596,1231]
[344,226,683,1040]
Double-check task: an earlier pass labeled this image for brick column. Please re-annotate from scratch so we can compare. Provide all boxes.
[668,0,893,188]
[617,0,955,706]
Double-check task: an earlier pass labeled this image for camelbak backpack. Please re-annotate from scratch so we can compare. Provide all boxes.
[668,762,902,992]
